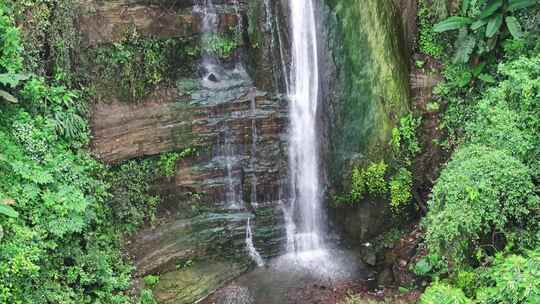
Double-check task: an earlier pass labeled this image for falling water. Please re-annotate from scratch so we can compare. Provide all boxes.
[249,96,258,207]
[246,218,265,267]
[247,95,265,267]
[195,0,221,83]
[222,132,241,210]
[286,0,325,257]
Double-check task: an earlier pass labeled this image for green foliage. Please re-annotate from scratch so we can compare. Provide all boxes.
[419,1,540,301]
[466,99,534,160]
[107,160,159,234]
[433,0,539,63]
[423,145,539,265]
[0,113,134,303]
[389,168,413,212]
[157,148,197,177]
[92,29,198,102]
[143,275,160,288]
[202,34,238,59]
[391,114,421,165]
[417,0,446,58]
[475,249,540,303]
[350,161,388,201]
[0,3,148,302]
[139,289,158,304]
[420,282,472,304]
[0,204,18,218]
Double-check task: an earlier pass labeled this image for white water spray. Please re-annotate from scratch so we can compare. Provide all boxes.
[246,218,265,267]
[285,0,325,257]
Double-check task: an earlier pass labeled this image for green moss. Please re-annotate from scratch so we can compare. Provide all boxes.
[324,0,410,187]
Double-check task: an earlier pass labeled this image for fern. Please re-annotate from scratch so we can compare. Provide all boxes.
[453,29,477,63]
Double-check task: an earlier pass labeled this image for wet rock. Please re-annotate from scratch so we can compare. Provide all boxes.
[77,0,242,47]
[391,226,422,286]
[207,73,219,82]
[377,268,394,286]
[152,260,247,304]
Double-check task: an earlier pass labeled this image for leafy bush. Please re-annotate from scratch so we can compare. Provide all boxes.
[143,275,160,288]
[417,0,446,57]
[0,3,140,302]
[420,282,472,304]
[350,161,388,201]
[139,289,158,304]
[202,34,238,58]
[157,147,197,177]
[389,168,413,212]
[466,99,534,160]
[475,249,540,303]
[433,0,539,63]
[423,145,539,265]
[391,114,421,165]
[107,160,159,233]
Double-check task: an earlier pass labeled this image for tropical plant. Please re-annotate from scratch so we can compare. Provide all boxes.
[475,250,540,303]
[420,282,472,304]
[433,0,538,63]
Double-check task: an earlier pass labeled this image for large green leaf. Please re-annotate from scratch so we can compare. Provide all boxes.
[505,16,524,38]
[508,0,538,11]
[479,0,503,19]
[433,16,473,32]
[0,73,30,88]
[471,19,488,30]
[486,14,503,38]
[0,89,18,103]
[453,29,477,64]
[0,204,18,218]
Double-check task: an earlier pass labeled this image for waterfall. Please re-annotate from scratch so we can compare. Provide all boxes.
[249,96,258,207]
[222,132,241,210]
[246,218,265,267]
[245,94,265,267]
[285,0,325,257]
[197,0,264,267]
[194,0,221,86]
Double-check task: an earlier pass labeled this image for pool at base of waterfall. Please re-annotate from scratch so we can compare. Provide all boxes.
[201,249,373,304]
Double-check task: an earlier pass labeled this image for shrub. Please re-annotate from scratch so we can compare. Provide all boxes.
[350,161,388,201]
[107,160,159,233]
[389,168,413,212]
[423,145,539,265]
[420,282,472,304]
[391,114,421,165]
[475,249,540,303]
[466,99,534,160]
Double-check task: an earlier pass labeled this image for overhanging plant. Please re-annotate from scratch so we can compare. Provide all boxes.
[432,0,538,63]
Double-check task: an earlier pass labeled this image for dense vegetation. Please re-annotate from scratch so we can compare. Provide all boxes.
[413,0,540,303]
[2,0,539,303]
[0,2,163,303]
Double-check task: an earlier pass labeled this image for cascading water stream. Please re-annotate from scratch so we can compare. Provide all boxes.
[197,0,264,267]
[246,94,265,267]
[195,0,219,81]
[246,218,265,267]
[285,0,327,260]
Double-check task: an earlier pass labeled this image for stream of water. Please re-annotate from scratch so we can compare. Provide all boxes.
[196,0,265,267]
[285,0,328,263]
[192,1,371,302]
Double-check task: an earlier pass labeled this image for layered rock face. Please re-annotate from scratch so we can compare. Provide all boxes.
[81,0,411,302]
[79,1,291,302]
